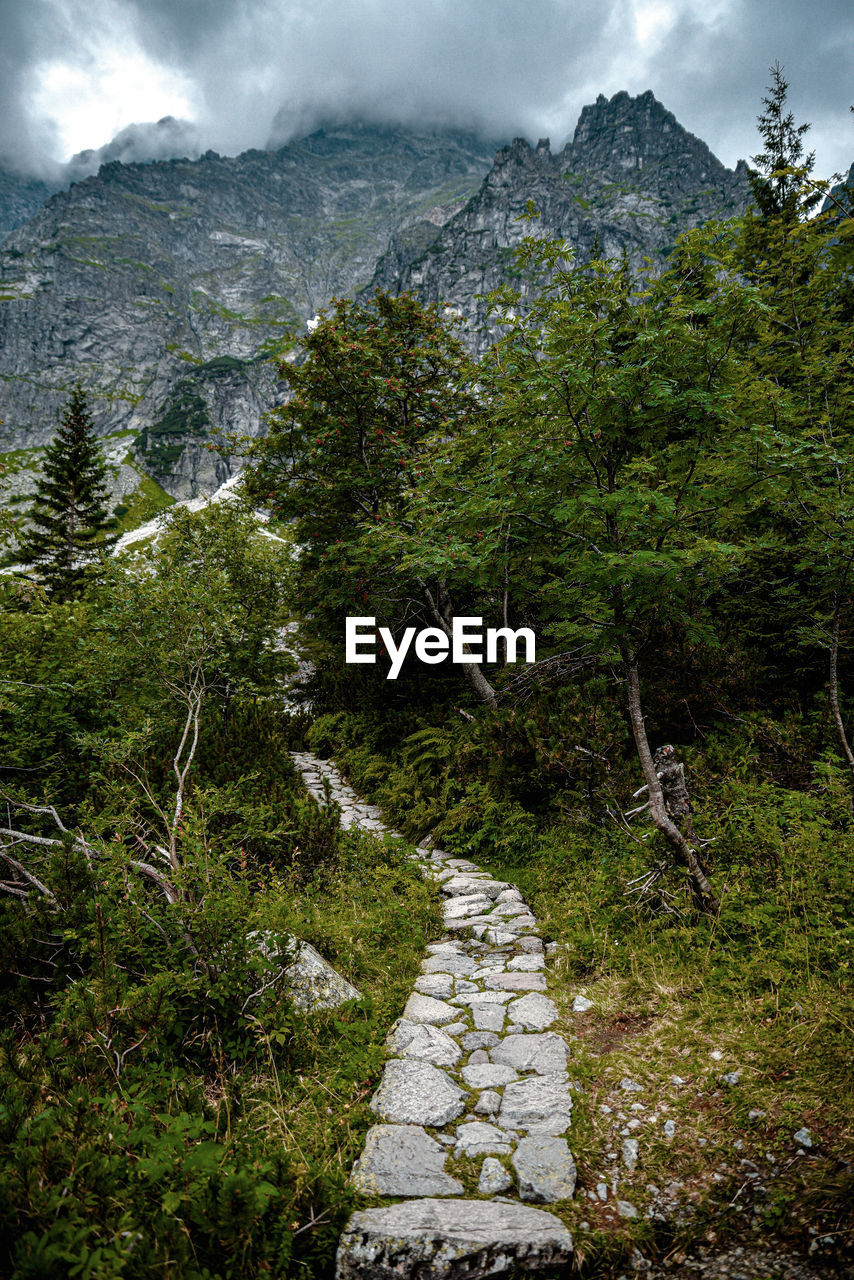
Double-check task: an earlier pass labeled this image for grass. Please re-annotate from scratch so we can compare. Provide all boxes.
[1,820,442,1280]
[483,817,854,1274]
[310,708,854,1274]
[111,472,176,532]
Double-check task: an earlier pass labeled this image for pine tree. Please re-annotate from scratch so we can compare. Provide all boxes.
[20,383,115,598]
[748,62,819,222]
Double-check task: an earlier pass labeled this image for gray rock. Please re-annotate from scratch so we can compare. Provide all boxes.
[453,1121,514,1157]
[507,993,558,1030]
[248,932,362,1012]
[621,1138,639,1171]
[467,1049,490,1065]
[748,1109,766,1122]
[444,1021,469,1037]
[444,895,493,920]
[462,1031,500,1050]
[572,995,593,1012]
[478,1157,513,1194]
[518,937,545,954]
[351,1126,463,1197]
[617,1200,638,1219]
[485,972,548,992]
[491,1033,569,1076]
[482,928,519,946]
[462,1063,520,1089]
[426,941,464,954]
[499,1073,574,1135]
[415,974,456,1000]
[335,1197,574,1280]
[620,1077,643,1093]
[421,953,479,977]
[596,1181,608,1201]
[475,1089,502,1116]
[472,1004,506,1032]
[371,1059,466,1126]
[452,990,516,1006]
[508,955,546,971]
[512,1136,577,1203]
[442,876,509,898]
[720,1071,741,1087]
[663,1119,675,1139]
[403,993,460,1025]
[446,916,495,931]
[794,1127,813,1148]
[386,1019,462,1068]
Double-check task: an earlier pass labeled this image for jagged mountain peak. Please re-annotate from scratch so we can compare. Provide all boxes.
[565,89,730,188]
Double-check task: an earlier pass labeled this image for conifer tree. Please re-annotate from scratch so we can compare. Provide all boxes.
[747,62,819,223]
[20,383,114,598]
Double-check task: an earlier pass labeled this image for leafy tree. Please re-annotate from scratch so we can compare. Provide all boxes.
[19,383,114,599]
[412,232,768,909]
[249,291,499,704]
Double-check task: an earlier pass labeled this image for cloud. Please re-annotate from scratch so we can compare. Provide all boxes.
[2,0,852,182]
[65,116,202,180]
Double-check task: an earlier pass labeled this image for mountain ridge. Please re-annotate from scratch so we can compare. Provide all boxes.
[1,94,751,504]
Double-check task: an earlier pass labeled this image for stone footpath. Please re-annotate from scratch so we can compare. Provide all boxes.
[290,751,575,1280]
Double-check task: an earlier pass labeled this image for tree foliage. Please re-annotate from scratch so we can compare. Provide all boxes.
[19,383,114,599]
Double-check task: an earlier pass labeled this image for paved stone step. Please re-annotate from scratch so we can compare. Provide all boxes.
[335,1199,573,1280]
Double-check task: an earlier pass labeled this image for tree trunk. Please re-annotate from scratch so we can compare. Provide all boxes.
[829,603,854,808]
[622,644,719,914]
[418,578,497,707]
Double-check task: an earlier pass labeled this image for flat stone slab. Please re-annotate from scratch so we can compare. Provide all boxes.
[472,1004,505,1031]
[451,990,515,1006]
[421,953,479,977]
[442,877,510,899]
[507,993,558,1030]
[499,1073,574,1135]
[512,1136,577,1203]
[491,1033,569,1076]
[444,896,493,920]
[386,1019,462,1068]
[371,1059,466,1127]
[351,1126,463,1198]
[485,972,548,992]
[335,1199,574,1280]
[453,1121,515,1157]
[461,1062,519,1089]
[415,974,456,999]
[462,1031,500,1050]
[403,993,460,1025]
[508,954,546,971]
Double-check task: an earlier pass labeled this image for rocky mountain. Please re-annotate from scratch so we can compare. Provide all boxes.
[372,91,750,351]
[0,126,495,497]
[0,167,60,244]
[0,96,751,507]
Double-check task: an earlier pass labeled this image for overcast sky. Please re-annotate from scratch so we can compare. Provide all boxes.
[1,0,851,182]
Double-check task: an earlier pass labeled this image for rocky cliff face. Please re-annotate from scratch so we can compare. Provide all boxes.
[0,126,494,496]
[371,91,750,352]
[0,98,752,503]
[0,167,61,244]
